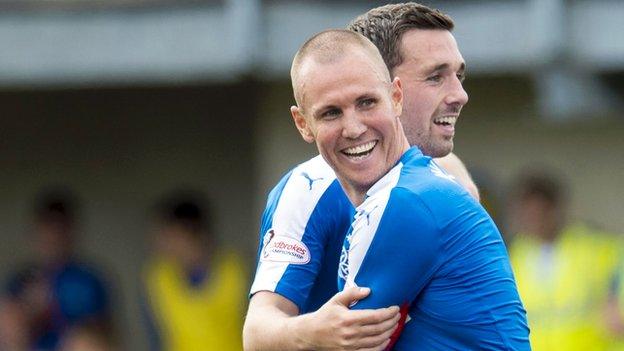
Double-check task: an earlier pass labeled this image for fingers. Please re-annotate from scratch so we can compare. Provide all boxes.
[330,286,371,307]
[339,312,399,349]
[322,289,402,350]
[360,310,400,335]
[354,336,392,351]
[348,307,400,345]
[347,305,400,326]
[334,307,401,349]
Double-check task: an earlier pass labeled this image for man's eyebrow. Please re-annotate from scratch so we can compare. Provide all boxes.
[355,93,375,103]
[427,62,466,73]
[430,63,449,72]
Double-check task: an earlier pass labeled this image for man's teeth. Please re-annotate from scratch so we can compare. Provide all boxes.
[344,141,377,156]
[434,116,457,126]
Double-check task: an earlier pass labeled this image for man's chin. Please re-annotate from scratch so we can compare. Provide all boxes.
[421,142,453,158]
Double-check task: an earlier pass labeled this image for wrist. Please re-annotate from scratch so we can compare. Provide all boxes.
[288,312,316,351]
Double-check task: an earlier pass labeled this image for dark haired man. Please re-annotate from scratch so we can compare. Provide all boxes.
[244,3,478,350]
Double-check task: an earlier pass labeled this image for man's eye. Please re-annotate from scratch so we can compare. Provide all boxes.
[427,74,442,83]
[359,98,376,108]
[322,109,341,119]
[457,73,466,83]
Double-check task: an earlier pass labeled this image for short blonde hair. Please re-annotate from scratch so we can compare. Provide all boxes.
[290,29,390,109]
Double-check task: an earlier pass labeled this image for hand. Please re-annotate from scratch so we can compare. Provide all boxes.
[298,287,400,351]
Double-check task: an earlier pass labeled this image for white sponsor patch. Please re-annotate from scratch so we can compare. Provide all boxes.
[261,229,310,265]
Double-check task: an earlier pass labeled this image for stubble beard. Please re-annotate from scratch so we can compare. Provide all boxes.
[405,126,454,158]
[422,136,454,158]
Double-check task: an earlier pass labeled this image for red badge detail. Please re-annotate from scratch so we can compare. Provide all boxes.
[385,302,410,351]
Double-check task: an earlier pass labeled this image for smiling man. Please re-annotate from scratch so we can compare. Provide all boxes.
[290,29,530,350]
[244,4,481,350]
[391,29,465,158]
[289,32,408,205]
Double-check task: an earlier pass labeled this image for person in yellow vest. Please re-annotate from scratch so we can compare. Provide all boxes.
[141,193,245,351]
[508,170,623,350]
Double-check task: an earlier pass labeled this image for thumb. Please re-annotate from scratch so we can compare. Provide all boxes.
[330,287,371,307]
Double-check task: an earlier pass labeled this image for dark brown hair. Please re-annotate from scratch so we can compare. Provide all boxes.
[348,2,454,74]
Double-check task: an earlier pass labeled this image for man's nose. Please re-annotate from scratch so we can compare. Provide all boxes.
[445,76,469,107]
[341,111,367,139]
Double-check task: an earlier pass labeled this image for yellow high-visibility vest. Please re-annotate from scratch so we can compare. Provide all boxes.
[144,252,245,351]
[510,224,622,351]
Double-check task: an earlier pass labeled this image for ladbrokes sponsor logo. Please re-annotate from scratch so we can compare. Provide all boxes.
[261,230,310,265]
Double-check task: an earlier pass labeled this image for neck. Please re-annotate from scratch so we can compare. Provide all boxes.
[181,244,206,270]
[340,180,368,207]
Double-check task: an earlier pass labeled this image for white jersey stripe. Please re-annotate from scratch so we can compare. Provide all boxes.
[250,155,337,295]
[343,163,403,289]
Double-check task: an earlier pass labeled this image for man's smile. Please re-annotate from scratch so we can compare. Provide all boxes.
[341,140,378,160]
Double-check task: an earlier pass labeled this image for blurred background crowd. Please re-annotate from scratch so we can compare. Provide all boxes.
[0,0,623,350]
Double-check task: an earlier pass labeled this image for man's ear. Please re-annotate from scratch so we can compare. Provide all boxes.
[291,105,315,143]
[391,77,403,117]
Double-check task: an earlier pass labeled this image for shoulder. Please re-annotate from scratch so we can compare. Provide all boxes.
[395,160,470,209]
[375,158,483,235]
[265,155,338,211]
[280,155,338,198]
[433,152,480,201]
[357,152,448,229]
[265,155,347,238]
[400,153,464,191]
[260,154,344,235]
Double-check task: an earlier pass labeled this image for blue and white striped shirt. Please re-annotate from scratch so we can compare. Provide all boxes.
[250,155,353,313]
[339,147,530,350]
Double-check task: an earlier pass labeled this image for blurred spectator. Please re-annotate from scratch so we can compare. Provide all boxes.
[507,170,623,350]
[141,192,245,351]
[58,322,115,351]
[0,188,112,351]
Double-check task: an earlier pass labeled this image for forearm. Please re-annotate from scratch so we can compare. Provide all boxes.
[243,293,310,351]
[244,289,398,351]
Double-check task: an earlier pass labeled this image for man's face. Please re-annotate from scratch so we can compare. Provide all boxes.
[154,223,195,262]
[291,50,406,200]
[514,195,560,240]
[34,220,72,266]
[393,29,468,158]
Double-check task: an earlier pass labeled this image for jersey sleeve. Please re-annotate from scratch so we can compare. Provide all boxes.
[249,163,346,313]
[345,188,442,310]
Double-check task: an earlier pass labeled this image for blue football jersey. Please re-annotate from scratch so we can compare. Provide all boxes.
[339,147,530,350]
[250,155,354,313]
